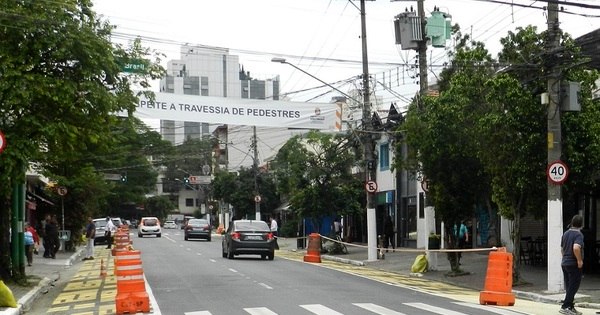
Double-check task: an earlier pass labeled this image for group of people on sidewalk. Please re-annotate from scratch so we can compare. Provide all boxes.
[20,214,61,267]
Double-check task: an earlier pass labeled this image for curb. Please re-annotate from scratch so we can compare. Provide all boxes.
[0,248,84,315]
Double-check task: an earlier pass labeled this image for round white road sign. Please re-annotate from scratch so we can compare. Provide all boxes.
[547,160,569,185]
[365,180,378,193]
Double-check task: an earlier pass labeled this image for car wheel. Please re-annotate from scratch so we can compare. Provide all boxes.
[227,247,234,259]
[222,247,227,258]
[138,234,142,238]
[157,233,161,238]
[261,254,266,260]
[185,236,188,241]
[207,237,211,242]
[268,251,274,260]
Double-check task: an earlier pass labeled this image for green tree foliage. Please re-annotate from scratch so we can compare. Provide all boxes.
[271,131,362,232]
[0,0,164,280]
[212,167,279,221]
[143,196,175,222]
[396,25,600,279]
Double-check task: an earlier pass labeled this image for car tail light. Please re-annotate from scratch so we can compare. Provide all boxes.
[231,232,241,240]
[266,232,274,240]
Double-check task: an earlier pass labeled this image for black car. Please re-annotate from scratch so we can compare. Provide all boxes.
[184,219,212,241]
[222,220,276,260]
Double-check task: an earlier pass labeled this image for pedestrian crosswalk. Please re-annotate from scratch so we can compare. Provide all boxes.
[184,302,530,315]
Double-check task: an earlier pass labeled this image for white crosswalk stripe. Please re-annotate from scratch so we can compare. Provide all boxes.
[244,307,279,315]
[405,302,468,314]
[300,304,344,314]
[184,301,533,315]
[353,303,407,315]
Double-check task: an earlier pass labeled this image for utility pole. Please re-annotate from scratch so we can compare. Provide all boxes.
[360,0,377,262]
[253,125,261,221]
[417,0,428,95]
[546,0,563,293]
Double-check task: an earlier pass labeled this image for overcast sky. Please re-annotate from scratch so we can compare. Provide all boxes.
[91,0,600,111]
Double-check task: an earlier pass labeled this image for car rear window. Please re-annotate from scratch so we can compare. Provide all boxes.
[188,219,208,227]
[234,221,269,231]
[143,218,158,226]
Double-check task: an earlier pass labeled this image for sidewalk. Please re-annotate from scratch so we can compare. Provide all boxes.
[0,247,84,315]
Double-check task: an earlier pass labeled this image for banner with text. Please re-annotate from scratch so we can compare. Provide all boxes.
[130,93,341,130]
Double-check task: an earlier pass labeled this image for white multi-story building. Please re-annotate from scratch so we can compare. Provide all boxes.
[156,45,305,216]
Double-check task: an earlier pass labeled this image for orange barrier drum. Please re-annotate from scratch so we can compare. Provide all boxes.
[303,233,322,263]
[479,247,516,306]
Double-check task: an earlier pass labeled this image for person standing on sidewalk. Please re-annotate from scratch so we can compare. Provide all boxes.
[83,217,96,261]
[24,222,40,266]
[559,214,584,315]
[45,215,60,259]
[105,217,116,249]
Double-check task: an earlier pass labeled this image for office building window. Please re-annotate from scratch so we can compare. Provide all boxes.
[185,198,194,207]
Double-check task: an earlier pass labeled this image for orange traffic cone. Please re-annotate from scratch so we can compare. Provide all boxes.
[100,258,107,277]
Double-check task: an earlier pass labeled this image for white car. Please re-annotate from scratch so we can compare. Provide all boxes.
[138,217,161,238]
[163,220,178,229]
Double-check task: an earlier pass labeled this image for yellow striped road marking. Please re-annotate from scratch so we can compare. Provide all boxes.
[52,289,98,304]
[64,279,103,291]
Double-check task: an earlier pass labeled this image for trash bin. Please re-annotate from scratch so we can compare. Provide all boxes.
[58,230,71,252]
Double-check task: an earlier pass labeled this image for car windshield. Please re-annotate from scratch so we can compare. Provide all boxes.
[234,221,269,232]
[188,219,208,227]
[143,218,158,226]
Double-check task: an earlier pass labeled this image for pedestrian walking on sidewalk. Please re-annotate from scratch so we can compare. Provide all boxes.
[83,217,96,261]
[559,214,584,315]
[454,220,469,265]
[105,216,116,249]
[24,222,40,266]
[383,215,395,252]
[45,215,60,259]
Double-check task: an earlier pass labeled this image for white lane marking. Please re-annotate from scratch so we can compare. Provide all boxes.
[405,302,467,315]
[454,302,530,315]
[244,307,278,315]
[184,312,212,315]
[229,268,238,273]
[300,304,344,315]
[258,282,273,290]
[144,274,162,315]
[209,258,216,262]
[353,303,406,315]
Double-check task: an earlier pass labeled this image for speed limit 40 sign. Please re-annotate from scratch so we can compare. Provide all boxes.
[547,160,569,185]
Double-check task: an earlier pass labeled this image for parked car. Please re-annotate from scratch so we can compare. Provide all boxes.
[221,220,275,260]
[92,217,123,245]
[163,220,178,229]
[184,219,212,241]
[138,217,161,238]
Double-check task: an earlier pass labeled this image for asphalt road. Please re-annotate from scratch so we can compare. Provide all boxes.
[23,229,577,315]
[134,230,527,315]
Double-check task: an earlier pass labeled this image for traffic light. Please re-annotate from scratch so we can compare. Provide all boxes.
[120,174,127,183]
[183,175,190,184]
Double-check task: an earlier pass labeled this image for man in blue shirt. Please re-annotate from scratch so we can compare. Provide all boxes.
[560,214,584,315]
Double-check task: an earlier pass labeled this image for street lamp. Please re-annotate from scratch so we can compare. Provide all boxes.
[270,57,362,105]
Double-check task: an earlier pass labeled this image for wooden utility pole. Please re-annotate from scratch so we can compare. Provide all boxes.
[546,0,563,293]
